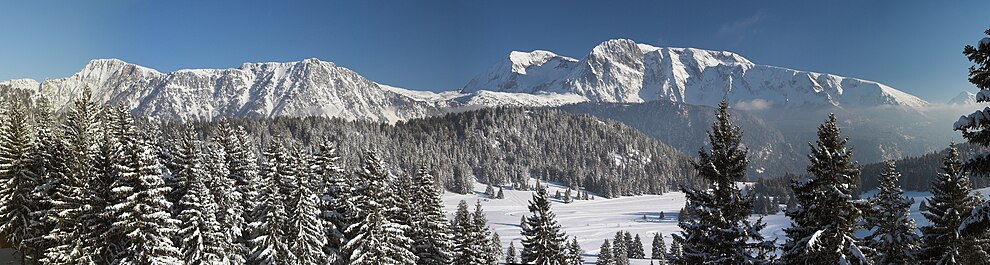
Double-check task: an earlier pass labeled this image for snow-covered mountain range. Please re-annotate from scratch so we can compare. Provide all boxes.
[2,38,930,123]
[464,39,928,109]
[0,39,960,173]
[1,58,447,122]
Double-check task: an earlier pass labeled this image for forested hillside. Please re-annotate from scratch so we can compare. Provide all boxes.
[860,143,990,191]
[170,107,695,197]
[559,101,802,177]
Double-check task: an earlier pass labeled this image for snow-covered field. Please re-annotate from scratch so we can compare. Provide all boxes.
[443,180,990,264]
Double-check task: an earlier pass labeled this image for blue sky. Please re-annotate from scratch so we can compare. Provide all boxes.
[0,1,988,102]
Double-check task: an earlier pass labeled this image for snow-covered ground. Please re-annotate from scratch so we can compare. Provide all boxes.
[443,180,990,264]
[442,180,785,264]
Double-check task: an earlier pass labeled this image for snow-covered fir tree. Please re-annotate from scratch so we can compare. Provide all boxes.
[781,114,868,264]
[176,151,224,264]
[951,27,990,264]
[677,100,773,264]
[311,140,348,264]
[452,200,486,264]
[112,134,183,265]
[409,165,454,265]
[95,106,139,263]
[651,233,667,262]
[472,200,501,264]
[43,87,102,264]
[249,142,296,264]
[613,232,628,265]
[668,236,683,265]
[290,162,329,265]
[629,234,645,259]
[955,28,990,175]
[597,239,614,265]
[22,97,65,263]
[866,160,919,264]
[567,237,583,265]
[520,186,569,264]
[213,121,257,263]
[202,143,244,264]
[489,232,503,265]
[0,93,38,263]
[390,172,418,259]
[506,241,518,264]
[344,151,417,265]
[919,144,990,264]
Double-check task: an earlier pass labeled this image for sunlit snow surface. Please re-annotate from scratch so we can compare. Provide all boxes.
[443,180,990,264]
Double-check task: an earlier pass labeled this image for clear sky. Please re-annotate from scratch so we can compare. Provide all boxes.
[1,1,988,102]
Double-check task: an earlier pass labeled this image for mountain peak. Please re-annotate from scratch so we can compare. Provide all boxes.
[81,58,162,76]
[506,50,575,74]
[948,90,978,105]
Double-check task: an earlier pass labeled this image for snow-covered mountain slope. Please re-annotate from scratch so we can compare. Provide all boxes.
[2,58,446,123]
[464,39,929,109]
[949,91,978,105]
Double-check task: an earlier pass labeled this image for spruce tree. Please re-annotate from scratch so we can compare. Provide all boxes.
[781,114,868,264]
[951,27,990,264]
[0,93,38,262]
[43,87,102,264]
[506,241,518,264]
[23,97,65,263]
[473,200,500,264]
[651,233,667,264]
[567,237,583,265]
[95,106,137,263]
[112,135,183,264]
[249,142,296,264]
[290,163,329,265]
[956,28,990,175]
[214,121,258,262]
[311,140,348,264]
[629,234,645,259]
[612,232,628,265]
[452,200,478,264]
[409,165,454,265]
[177,159,224,265]
[489,232,503,265]
[344,151,417,265]
[202,144,244,264]
[866,160,919,264]
[668,236,683,265]
[596,239,614,265]
[677,100,772,264]
[919,144,989,264]
[520,186,569,264]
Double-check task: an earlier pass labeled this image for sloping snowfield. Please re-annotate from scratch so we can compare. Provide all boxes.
[443,180,990,264]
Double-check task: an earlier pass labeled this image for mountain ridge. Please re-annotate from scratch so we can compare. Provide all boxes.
[1,57,448,123]
[464,39,929,109]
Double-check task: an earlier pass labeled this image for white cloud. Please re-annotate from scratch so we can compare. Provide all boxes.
[716,10,766,39]
[734,99,772,111]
